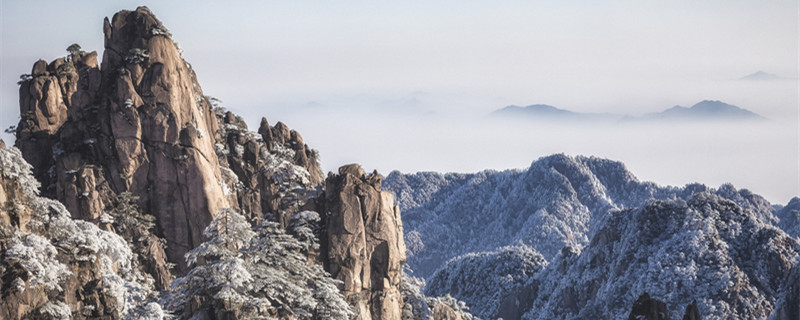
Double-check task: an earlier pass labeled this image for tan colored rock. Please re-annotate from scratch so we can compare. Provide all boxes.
[258,117,274,150]
[324,164,406,320]
[432,303,463,320]
[15,6,228,274]
[83,7,229,271]
[16,59,71,192]
[31,59,48,76]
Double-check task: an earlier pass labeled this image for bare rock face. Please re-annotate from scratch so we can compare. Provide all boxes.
[16,52,95,192]
[628,293,671,320]
[682,300,701,320]
[99,7,229,271]
[323,164,406,320]
[627,293,704,320]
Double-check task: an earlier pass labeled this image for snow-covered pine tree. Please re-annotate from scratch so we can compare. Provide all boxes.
[287,210,321,255]
[165,208,258,318]
[165,208,353,319]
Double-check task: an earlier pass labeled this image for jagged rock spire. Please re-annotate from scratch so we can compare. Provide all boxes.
[324,164,406,319]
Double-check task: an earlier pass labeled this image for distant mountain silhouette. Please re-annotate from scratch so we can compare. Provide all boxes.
[645,100,765,121]
[491,104,621,122]
[740,71,781,81]
[490,100,765,122]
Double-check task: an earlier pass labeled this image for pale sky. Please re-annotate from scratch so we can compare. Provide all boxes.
[1,1,798,203]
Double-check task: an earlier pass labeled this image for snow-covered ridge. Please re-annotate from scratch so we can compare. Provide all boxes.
[426,245,547,320]
[523,193,799,319]
[385,154,798,319]
[385,154,787,279]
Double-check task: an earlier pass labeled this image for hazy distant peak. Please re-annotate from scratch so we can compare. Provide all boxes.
[496,104,572,115]
[491,104,621,123]
[642,100,765,121]
[740,70,781,81]
[491,100,765,122]
[690,100,741,113]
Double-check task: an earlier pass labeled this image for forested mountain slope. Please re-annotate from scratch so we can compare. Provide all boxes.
[385,154,784,278]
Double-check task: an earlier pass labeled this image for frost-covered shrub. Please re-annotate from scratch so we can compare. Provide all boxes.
[126,302,168,320]
[150,24,172,38]
[5,232,71,291]
[0,146,41,196]
[124,48,149,64]
[288,210,321,254]
[38,301,71,320]
[427,295,476,320]
[17,73,33,85]
[110,192,156,236]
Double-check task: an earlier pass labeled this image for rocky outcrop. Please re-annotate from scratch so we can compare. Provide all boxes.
[323,164,406,320]
[627,293,702,320]
[627,293,671,320]
[214,111,323,227]
[16,51,99,195]
[264,119,323,185]
[432,304,462,320]
[11,6,411,319]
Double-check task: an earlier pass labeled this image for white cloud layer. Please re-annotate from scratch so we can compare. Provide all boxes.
[1,0,797,203]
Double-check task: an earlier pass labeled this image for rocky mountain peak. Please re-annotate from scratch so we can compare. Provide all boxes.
[13,6,325,275]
